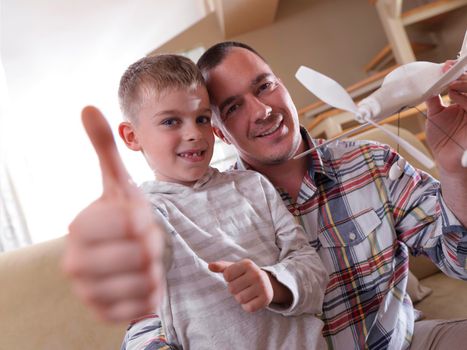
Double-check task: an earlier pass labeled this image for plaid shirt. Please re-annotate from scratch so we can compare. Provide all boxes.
[236,129,467,350]
[122,128,467,350]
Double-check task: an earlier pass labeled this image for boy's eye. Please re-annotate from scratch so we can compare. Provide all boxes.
[197,116,211,124]
[161,118,179,126]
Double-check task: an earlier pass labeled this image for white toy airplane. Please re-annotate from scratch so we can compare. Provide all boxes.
[295,30,467,178]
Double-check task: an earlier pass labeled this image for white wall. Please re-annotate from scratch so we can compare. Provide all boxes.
[153,0,467,110]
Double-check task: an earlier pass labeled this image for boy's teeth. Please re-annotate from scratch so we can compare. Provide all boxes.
[180,151,202,157]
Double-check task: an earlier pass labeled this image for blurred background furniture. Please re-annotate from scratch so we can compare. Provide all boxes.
[372,0,467,65]
[0,237,126,350]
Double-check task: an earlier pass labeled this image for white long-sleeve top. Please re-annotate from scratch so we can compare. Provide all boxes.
[138,167,328,350]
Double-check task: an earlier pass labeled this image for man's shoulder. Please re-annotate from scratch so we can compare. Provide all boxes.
[319,138,393,160]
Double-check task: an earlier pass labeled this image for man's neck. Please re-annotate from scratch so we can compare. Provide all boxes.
[250,141,309,202]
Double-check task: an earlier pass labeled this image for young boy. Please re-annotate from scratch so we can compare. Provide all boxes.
[66,54,328,349]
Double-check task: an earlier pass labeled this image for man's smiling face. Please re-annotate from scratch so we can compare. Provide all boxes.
[205,47,302,167]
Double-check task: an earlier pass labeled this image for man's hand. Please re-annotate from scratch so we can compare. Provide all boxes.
[425,64,467,174]
[209,259,292,312]
[425,64,467,226]
[62,106,167,323]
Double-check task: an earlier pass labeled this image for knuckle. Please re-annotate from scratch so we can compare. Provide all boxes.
[242,303,255,313]
[223,270,233,282]
[235,293,247,304]
[242,259,255,269]
[227,284,236,295]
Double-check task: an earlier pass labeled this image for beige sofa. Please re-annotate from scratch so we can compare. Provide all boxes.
[0,237,126,350]
[1,230,467,349]
[410,254,467,320]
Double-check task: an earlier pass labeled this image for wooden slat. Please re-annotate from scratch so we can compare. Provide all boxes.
[375,0,416,63]
[364,42,436,72]
[364,45,392,72]
[401,0,467,26]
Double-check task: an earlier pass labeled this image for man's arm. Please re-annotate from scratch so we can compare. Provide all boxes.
[425,70,467,226]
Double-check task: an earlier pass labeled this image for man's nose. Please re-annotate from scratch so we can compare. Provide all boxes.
[246,95,272,122]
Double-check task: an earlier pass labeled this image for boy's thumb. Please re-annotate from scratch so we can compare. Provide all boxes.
[208,261,232,273]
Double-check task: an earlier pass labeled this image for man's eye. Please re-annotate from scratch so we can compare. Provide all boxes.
[197,116,211,124]
[226,104,239,117]
[258,81,274,94]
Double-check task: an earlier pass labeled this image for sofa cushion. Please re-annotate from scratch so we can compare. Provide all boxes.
[415,272,467,320]
[409,255,440,280]
[408,270,432,304]
[0,236,126,350]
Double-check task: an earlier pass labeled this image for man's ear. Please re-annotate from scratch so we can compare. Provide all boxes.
[118,121,141,151]
[213,126,231,145]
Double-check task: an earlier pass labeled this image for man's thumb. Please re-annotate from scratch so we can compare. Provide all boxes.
[425,95,445,117]
[208,261,232,273]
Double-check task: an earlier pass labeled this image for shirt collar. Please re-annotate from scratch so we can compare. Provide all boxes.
[234,126,337,183]
[141,166,216,194]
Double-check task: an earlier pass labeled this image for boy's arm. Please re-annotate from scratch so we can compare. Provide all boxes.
[62,106,170,322]
[209,174,328,316]
[259,174,329,316]
[208,258,292,313]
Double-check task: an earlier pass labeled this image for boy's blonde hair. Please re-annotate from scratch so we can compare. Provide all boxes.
[118,54,206,121]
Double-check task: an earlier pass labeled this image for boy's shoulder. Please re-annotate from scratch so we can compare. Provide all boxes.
[209,167,277,196]
[212,167,267,184]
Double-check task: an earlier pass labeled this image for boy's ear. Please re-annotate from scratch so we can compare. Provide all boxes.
[213,126,231,145]
[118,121,141,151]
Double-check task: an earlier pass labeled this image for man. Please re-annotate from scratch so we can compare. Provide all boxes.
[64,42,467,349]
[196,42,467,349]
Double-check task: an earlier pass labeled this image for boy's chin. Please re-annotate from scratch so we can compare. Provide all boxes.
[178,167,210,185]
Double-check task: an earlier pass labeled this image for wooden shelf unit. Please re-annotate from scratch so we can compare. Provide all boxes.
[372,0,467,64]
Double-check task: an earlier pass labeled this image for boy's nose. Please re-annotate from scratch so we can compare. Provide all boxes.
[184,124,203,141]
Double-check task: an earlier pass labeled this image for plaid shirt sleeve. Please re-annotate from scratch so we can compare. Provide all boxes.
[388,150,467,279]
[121,314,179,350]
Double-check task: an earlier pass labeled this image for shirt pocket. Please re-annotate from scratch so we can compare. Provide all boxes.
[318,208,382,248]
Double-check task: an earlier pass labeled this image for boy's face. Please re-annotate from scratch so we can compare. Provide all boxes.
[123,85,214,186]
[205,47,303,168]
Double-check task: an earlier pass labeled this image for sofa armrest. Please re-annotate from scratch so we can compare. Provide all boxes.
[0,236,126,350]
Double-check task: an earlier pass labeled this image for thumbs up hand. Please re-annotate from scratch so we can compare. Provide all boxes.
[62,106,168,323]
[208,259,276,313]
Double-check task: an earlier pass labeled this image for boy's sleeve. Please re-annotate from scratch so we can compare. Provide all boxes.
[121,314,179,350]
[258,175,329,317]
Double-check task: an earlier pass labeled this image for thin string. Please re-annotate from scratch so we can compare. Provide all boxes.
[413,106,465,151]
[397,111,401,154]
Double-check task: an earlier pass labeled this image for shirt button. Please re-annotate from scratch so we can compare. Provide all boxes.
[349,232,356,240]
[293,209,300,216]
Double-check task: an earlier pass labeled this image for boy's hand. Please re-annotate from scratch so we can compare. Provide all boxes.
[62,106,167,323]
[209,259,279,313]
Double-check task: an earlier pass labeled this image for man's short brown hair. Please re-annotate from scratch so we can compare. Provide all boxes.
[118,54,205,121]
